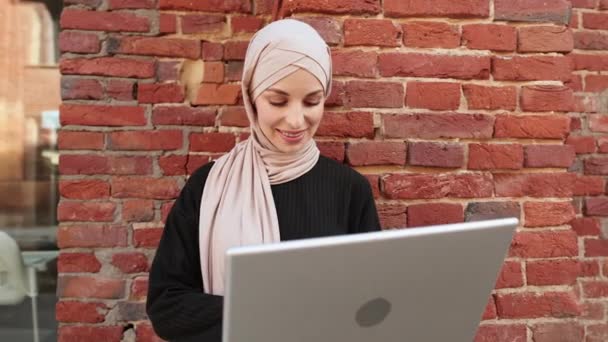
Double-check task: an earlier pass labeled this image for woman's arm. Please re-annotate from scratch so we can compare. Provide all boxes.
[146,164,223,341]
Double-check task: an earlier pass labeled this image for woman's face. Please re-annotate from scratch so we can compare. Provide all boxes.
[254,69,325,153]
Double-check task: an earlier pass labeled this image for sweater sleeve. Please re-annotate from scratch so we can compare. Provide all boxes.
[146,163,223,342]
[348,172,382,233]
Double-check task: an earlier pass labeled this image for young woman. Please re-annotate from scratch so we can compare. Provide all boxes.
[146,19,381,341]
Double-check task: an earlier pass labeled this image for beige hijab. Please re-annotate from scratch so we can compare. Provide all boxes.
[199,19,333,295]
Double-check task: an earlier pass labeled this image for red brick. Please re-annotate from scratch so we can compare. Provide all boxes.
[58,131,105,150]
[585,157,608,175]
[296,17,342,46]
[344,19,401,47]
[57,276,125,299]
[159,0,251,12]
[108,130,182,151]
[317,141,345,162]
[588,239,608,257]
[566,74,583,92]
[153,106,216,126]
[379,53,490,79]
[474,324,527,342]
[492,56,572,81]
[133,228,163,248]
[317,111,375,138]
[589,114,608,133]
[582,260,601,277]
[60,9,149,32]
[135,323,163,342]
[571,0,597,8]
[573,175,605,196]
[224,41,248,60]
[194,83,241,105]
[496,261,524,289]
[384,0,489,18]
[364,175,380,199]
[468,143,523,170]
[407,203,463,227]
[581,302,605,321]
[384,113,494,139]
[494,173,575,197]
[346,141,405,166]
[496,291,581,319]
[586,197,608,216]
[583,13,608,30]
[56,301,107,323]
[138,83,185,103]
[231,16,264,33]
[57,225,128,248]
[109,36,200,59]
[57,201,116,222]
[377,204,407,229]
[524,201,576,227]
[571,217,601,236]
[60,104,146,127]
[408,142,464,168]
[106,80,135,101]
[325,81,345,107]
[531,323,584,342]
[111,177,181,199]
[60,57,155,78]
[181,14,225,34]
[225,61,243,82]
[111,252,149,274]
[481,297,497,320]
[465,202,521,222]
[159,13,177,34]
[524,145,575,168]
[131,277,149,301]
[583,281,608,298]
[462,24,516,51]
[383,173,493,199]
[64,0,101,6]
[406,82,460,110]
[122,199,154,222]
[189,132,236,152]
[402,21,460,48]
[586,75,608,92]
[202,62,224,83]
[187,156,212,174]
[202,42,224,61]
[59,180,110,200]
[494,0,571,24]
[283,0,381,15]
[331,50,377,78]
[463,85,516,111]
[158,155,187,176]
[59,31,100,53]
[602,0,608,9]
[344,81,404,108]
[520,85,574,112]
[60,155,151,175]
[61,78,102,100]
[58,326,123,342]
[526,260,580,286]
[572,53,608,71]
[494,115,570,139]
[219,107,248,127]
[510,231,578,258]
[566,135,596,154]
[58,253,102,273]
[108,0,154,8]
[518,26,574,52]
[574,31,608,50]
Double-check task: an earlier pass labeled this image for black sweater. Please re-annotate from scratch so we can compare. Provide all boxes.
[146,156,381,341]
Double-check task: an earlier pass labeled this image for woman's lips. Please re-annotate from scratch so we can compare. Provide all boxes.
[277,129,306,143]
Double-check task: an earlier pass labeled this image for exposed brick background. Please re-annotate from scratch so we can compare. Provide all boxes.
[58,0,608,341]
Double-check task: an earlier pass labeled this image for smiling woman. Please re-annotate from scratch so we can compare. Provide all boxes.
[146,18,381,342]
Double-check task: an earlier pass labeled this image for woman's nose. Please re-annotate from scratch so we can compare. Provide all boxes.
[284,106,305,128]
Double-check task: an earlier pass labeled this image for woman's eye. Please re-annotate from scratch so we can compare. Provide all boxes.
[269,101,287,107]
[305,101,321,107]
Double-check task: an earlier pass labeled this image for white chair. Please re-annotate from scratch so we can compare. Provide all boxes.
[0,231,40,342]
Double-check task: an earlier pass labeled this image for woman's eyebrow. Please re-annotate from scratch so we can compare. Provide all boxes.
[267,88,324,96]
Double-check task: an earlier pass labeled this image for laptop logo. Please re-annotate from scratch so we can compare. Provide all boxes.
[355,297,391,327]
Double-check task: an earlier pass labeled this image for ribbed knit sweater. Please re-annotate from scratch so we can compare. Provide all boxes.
[146,155,381,341]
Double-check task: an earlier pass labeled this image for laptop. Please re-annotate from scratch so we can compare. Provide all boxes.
[222,217,518,342]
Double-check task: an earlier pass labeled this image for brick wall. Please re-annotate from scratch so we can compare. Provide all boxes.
[57,0,608,341]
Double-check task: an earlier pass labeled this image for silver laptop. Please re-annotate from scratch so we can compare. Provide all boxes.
[223,217,518,342]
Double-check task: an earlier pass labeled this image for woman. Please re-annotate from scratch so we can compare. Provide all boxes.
[146,19,381,341]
